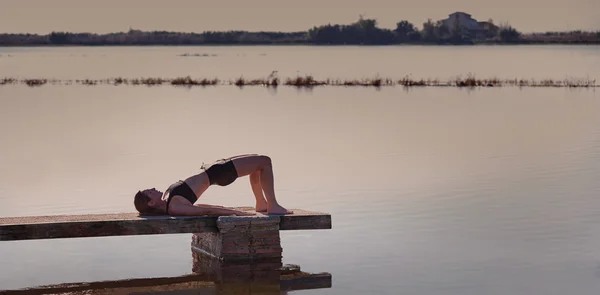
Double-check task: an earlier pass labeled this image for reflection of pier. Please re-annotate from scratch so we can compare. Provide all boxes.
[0,250,331,295]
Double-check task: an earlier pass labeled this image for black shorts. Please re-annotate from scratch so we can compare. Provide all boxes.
[204,159,239,186]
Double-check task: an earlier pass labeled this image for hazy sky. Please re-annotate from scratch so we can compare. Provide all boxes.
[1,0,598,34]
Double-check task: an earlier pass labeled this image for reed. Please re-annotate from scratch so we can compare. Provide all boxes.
[284,75,324,87]
[232,76,279,87]
[79,79,97,86]
[0,77,17,85]
[24,79,47,87]
[0,75,596,88]
[169,76,217,86]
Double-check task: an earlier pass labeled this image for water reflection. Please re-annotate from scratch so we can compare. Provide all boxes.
[1,245,332,295]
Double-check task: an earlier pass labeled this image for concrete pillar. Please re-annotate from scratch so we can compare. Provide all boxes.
[191,215,283,263]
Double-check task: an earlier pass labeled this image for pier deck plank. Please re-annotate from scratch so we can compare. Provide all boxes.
[0,207,331,241]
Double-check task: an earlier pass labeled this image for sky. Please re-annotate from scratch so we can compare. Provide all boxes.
[0,0,598,34]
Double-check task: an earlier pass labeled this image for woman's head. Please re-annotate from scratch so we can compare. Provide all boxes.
[134,188,166,215]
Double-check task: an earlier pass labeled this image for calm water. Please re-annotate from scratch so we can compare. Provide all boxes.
[1,46,600,294]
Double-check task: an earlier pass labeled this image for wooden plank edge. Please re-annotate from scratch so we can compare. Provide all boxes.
[280,214,332,230]
[0,219,218,241]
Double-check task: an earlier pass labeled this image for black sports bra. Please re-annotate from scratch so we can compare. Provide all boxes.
[165,180,198,214]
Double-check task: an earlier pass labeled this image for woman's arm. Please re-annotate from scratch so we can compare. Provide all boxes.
[169,202,255,216]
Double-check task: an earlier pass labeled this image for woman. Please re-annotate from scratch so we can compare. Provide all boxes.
[133,154,292,216]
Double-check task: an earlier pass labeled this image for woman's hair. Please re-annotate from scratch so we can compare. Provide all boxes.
[134,190,164,215]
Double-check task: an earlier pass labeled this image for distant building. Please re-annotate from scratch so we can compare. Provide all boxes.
[439,12,499,38]
[441,12,481,31]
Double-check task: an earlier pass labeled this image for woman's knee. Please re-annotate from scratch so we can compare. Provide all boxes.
[257,155,272,169]
[231,155,272,177]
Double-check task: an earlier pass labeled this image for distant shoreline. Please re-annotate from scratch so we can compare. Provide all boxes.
[1,16,598,46]
[1,42,600,47]
[1,38,598,47]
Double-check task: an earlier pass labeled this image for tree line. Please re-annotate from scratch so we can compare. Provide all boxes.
[0,17,598,46]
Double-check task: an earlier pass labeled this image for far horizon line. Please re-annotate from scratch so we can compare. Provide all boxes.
[1,12,598,36]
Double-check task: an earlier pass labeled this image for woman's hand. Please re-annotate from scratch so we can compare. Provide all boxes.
[228,209,257,216]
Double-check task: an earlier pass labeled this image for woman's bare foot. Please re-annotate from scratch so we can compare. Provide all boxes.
[256,201,268,213]
[267,204,293,215]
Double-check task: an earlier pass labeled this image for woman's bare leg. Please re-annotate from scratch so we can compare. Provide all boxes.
[258,160,292,214]
[250,171,268,212]
[232,155,292,214]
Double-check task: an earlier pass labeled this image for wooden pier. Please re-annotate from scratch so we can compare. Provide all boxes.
[0,207,331,241]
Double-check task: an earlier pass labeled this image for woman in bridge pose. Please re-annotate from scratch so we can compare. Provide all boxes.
[134,154,292,216]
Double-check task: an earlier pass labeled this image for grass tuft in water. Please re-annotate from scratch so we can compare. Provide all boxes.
[0,75,597,88]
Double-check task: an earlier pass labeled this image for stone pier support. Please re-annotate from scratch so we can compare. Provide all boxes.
[191,215,283,263]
